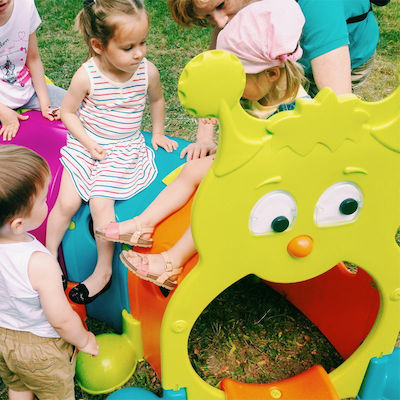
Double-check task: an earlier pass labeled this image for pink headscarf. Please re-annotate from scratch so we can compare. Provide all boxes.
[216,0,305,74]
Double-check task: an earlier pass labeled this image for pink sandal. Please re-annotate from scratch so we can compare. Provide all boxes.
[95,218,153,248]
[120,250,182,290]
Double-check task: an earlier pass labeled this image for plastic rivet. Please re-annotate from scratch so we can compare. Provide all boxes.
[270,388,282,398]
[172,320,188,333]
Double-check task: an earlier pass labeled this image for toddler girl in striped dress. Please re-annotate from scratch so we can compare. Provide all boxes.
[46,0,177,304]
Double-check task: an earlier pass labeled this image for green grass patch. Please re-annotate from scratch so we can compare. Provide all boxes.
[188,276,343,387]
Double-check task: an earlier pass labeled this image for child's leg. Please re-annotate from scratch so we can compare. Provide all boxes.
[99,156,214,242]
[46,169,82,257]
[46,83,67,109]
[8,388,34,400]
[140,156,213,225]
[72,198,115,302]
[121,226,195,288]
[23,84,66,111]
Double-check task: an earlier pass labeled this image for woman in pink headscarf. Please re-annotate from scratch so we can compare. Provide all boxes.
[96,0,308,290]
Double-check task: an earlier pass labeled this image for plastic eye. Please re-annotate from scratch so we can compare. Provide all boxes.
[249,190,297,235]
[339,198,358,215]
[314,182,363,227]
[271,216,290,232]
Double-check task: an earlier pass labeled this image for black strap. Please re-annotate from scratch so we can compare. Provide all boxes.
[295,1,373,25]
[371,0,390,6]
[346,4,372,24]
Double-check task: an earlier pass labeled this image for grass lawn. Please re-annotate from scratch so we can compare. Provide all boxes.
[0,0,399,399]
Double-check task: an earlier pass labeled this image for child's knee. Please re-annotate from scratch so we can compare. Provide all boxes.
[89,201,102,217]
[89,198,114,220]
[56,197,80,217]
[180,157,211,184]
[179,164,199,186]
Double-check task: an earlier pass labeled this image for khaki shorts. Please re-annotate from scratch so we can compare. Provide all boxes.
[0,327,75,400]
[351,52,376,93]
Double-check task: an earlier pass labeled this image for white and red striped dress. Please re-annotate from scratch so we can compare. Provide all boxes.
[60,57,157,201]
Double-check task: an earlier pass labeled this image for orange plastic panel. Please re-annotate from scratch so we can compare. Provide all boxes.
[127,195,198,377]
[220,365,339,400]
[65,281,88,329]
[268,262,380,359]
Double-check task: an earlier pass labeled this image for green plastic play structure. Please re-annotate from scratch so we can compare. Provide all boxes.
[76,51,400,400]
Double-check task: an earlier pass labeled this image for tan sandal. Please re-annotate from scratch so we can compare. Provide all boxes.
[95,217,153,248]
[120,250,182,290]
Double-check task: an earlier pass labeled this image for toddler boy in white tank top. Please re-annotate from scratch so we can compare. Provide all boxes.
[0,145,98,400]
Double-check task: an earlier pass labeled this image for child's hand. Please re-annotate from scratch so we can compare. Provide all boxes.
[151,133,178,152]
[42,106,61,121]
[180,141,217,160]
[200,117,218,125]
[78,332,99,356]
[87,141,106,160]
[0,108,29,141]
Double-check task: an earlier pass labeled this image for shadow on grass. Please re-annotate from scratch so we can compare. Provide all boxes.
[188,275,343,387]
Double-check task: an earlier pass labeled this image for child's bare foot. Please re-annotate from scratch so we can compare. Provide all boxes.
[95,217,154,247]
[120,250,183,290]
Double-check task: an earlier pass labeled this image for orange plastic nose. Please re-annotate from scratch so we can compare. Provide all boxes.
[287,235,314,258]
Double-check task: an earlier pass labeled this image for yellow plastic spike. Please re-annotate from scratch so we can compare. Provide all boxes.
[162,165,185,185]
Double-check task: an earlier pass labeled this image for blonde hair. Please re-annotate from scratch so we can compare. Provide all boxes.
[0,145,50,227]
[76,0,146,57]
[284,60,306,103]
[256,60,305,105]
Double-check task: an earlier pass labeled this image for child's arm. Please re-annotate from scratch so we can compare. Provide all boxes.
[61,67,106,160]
[25,32,59,121]
[28,251,99,355]
[180,119,217,160]
[147,61,178,153]
[0,103,29,141]
[179,27,221,160]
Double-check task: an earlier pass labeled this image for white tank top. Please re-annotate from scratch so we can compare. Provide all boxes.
[0,234,59,338]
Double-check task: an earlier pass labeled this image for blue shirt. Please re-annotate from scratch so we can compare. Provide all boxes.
[297,0,379,75]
